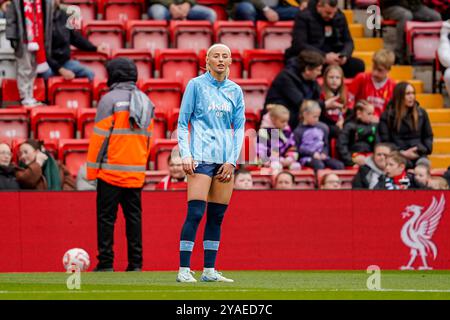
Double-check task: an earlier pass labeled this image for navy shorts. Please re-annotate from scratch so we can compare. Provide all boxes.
[193,161,223,177]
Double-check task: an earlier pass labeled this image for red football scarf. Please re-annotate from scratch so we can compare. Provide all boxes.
[23,0,49,73]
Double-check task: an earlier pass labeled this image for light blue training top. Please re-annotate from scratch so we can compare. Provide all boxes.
[177,72,246,166]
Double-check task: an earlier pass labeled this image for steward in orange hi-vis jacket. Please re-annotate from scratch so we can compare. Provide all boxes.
[87,57,154,272]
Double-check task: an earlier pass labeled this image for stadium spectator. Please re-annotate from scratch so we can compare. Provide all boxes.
[230,0,307,22]
[86,57,155,272]
[347,49,397,121]
[424,0,450,20]
[351,142,395,189]
[375,151,426,189]
[320,65,349,141]
[0,142,20,190]
[76,163,96,191]
[429,176,449,189]
[444,166,450,186]
[294,100,345,171]
[15,139,75,190]
[155,151,187,191]
[5,0,53,106]
[234,168,254,190]
[337,100,378,167]
[319,172,342,189]
[0,0,10,18]
[284,0,365,78]
[41,0,108,81]
[147,0,217,23]
[413,163,432,187]
[264,49,342,130]
[378,82,433,168]
[274,171,295,189]
[438,20,450,100]
[257,104,300,171]
[380,0,441,64]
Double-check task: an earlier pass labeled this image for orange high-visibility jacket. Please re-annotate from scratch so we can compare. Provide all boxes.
[87,83,153,188]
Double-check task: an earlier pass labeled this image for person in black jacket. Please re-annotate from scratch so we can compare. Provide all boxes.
[0,142,20,190]
[41,0,108,81]
[381,0,441,64]
[264,49,343,129]
[284,0,364,78]
[378,82,434,168]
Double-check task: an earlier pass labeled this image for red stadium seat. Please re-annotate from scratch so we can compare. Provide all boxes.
[100,0,144,21]
[93,79,109,103]
[250,172,272,189]
[1,78,46,106]
[214,21,256,53]
[61,0,97,22]
[58,139,89,177]
[155,49,199,89]
[196,0,228,20]
[47,77,93,109]
[42,139,59,160]
[317,169,358,189]
[149,139,178,170]
[405,21,443,64]
[144,170,169,190]
[256,21,294,51]
[112,49,153,80]
[126,20,169,53]
[198,49,243,79]
[233,79,269,115]
[77,108,97,139]
[0,108,29,140]
[292,170,316,190]
[84,20,125,50]
[30,107,77,140]
[170,20,213,52]
[71,51,110,81]
[140,79,182,116]
[243,50,284,84]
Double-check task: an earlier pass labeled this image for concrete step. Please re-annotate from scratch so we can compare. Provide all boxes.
[429,154,450,169]
[349,24,364,38]
[431,123,450,138]
[416,94,444,109]
[354,38,384,51]
[433,138,450,154]
[426,109,450,122]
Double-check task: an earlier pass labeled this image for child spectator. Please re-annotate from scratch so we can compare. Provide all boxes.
[413,163,432,188]
[294,100,345,171]
[320,65,350,138]
[337,100,378,167]
[348,49,397,121]
[257,104,301,171]
[429,176,449,190]
[274,171,295,189]
[234,168,254,190]
[0,1,10,18]
[320,172,342,189]
[155,151,187,191]
[375,151,425,190]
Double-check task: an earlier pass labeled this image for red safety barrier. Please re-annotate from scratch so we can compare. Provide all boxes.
[0,190,449,272]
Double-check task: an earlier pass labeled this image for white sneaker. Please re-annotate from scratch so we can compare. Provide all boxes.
[176,269,197,283]
[200,270,234,283]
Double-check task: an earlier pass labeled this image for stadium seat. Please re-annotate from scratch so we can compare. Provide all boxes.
[71,51,110,81]
[214,21,256,53]
[416,94,444,109]
[149,139,178,170]
[196,0,228,20]
[100,0,144,21]
[140,79,182,115]
[256,21,293,51]
[112,49,153,80]
[84,20,125,50]
[170,20,213,52]
[58,139,89,177]
[0,108,29,140]
[93,79,109,103]
[42,139,59,160]
[30,107,77,140]
[198,49,243,79]
[317,169,358,189]
[250,171,272,189]
[292,170,316,190]
[47,77,93,109]
[1,78,46,107]
[126,20,169,53]
[405,21,443,64]
[143,170,169,190]
[154,49,199,89]
[233,79,269,116]
[61,0,97,22]
[77,108,97,139]
[243,50,284,84]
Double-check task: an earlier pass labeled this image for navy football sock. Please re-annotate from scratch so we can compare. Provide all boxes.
[203,202,228,269]
[179,200,206,268]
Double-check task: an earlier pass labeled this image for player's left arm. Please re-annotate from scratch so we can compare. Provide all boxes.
[226,87,246,166]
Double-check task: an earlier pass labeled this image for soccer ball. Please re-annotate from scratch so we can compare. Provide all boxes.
[62,248,90,272]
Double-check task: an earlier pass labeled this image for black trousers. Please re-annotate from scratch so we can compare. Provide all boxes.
[96,179,143,269]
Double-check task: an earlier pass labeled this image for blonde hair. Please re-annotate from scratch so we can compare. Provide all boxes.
[372,49,395,70]
[206,43,231,78]
[268,104,290,119]
[299,100,321,121]
[386,150,407,167]
[322,65,347,107]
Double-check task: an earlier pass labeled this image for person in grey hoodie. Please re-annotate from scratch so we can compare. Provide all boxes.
[352,142,395,189]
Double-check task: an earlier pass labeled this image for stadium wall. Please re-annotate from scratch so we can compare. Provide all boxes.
[0,190,449,272]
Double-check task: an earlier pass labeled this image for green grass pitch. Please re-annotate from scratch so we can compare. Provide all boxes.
[0,271,449,300]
